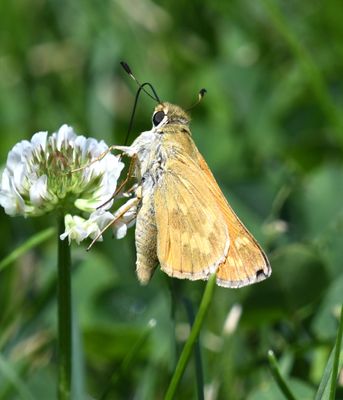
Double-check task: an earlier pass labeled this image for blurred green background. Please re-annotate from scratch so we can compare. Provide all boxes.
[0,0,343,399]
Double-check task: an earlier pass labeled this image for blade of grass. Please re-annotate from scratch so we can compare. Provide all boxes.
[0,353,35,400]
[329,305,343,400]
[315,305,343,400]
[164,274,216,400]
[168,278,182,370]
[182,297,204,400]
[314,347,334,400]
[267,350,298,400]
[0,227,55,272]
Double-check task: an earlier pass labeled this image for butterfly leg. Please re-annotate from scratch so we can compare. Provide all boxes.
[97,154,138,209]
[86,196,140,251]
[71,144,121,173]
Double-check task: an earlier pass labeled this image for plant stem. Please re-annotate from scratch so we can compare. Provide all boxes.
[182,297,204,400]
[57,216,72,400]
[164,274,216,400]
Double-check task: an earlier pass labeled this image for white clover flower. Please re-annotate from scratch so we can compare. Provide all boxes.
[60,212,114,245]
[60,197,137,245]
[0,125,123,216]
[0,124,138,244]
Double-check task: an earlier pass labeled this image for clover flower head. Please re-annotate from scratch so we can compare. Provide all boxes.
[0,125,124,217]
[0,125,138,244]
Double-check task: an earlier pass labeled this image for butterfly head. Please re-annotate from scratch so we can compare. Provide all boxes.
[152,103,190,129]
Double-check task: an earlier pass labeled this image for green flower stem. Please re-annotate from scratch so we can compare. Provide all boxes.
[57,216,72,400]
[329,305,343,400]
[267,350,297,400]
[164,274,216,400]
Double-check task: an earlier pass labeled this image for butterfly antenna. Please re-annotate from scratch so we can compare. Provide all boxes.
[121,61,162,145]
[186,88,207,111]
[120,61,161,103]
[123,82,158,145]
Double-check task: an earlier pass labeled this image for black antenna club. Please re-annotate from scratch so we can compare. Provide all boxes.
[120,61,161,103]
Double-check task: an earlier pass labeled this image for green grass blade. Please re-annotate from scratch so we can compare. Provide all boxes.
[182,297,204,400]
[0,227,55,272]
[329,305,343,400]
[0,353,35,400]
[164,274,216,400]
[267,350,298,400]
[315,305,343,400]
[314,348,334,400]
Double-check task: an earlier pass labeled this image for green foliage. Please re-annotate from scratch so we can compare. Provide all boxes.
[1,0,343,399]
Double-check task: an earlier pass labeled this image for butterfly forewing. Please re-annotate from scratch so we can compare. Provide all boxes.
[195,152,271,287]
[154,140,230,280]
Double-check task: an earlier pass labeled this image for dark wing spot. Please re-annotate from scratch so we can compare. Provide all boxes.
[256,269,267,281]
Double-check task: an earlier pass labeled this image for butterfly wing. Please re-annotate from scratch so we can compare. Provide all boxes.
[154,142,230,280]
[154,131,270,287]
[195,151,271,288]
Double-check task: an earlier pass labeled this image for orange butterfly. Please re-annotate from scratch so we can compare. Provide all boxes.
[117,99,271,288]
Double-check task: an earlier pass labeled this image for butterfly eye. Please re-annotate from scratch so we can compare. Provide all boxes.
[152,111,165,127]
